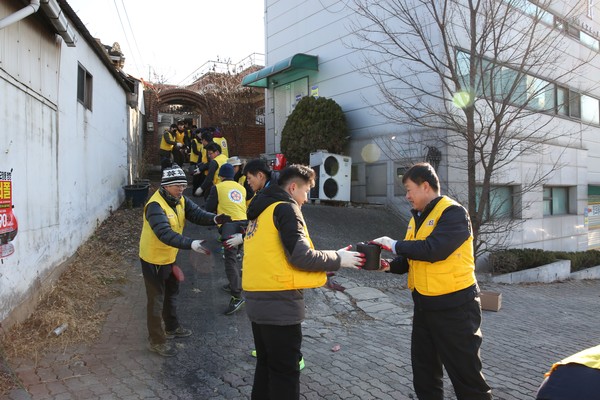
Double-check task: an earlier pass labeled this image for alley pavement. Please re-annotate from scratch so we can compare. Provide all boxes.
[3,195,600,399]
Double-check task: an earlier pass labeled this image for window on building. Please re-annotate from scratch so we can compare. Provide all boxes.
[580,31,600,51]
[589,0,595,19]
[77,64,93,110]
[581,95,600,124]
[543,187,569,215]
[569,90,581,118]
[476,185,514,220]
[556,86,569,116]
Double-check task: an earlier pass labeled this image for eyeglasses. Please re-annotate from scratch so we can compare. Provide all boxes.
[170,184,187,189]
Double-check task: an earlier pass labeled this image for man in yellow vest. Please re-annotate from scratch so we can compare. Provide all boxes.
[189,129,204,194]
[536,344,600,399]
[139,164,231,357]
[172,120,187,167]
[194,143,227,199]
[228,156,255,203]
[242,164,364,399]
[371,162,492,400]
[212,127,229,157]
[205,163,248,315]
[158,124,178,171]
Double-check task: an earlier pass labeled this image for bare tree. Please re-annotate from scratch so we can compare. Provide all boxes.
[352,0,597,257]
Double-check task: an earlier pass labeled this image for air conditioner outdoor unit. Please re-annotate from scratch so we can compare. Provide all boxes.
[309,151,352,202]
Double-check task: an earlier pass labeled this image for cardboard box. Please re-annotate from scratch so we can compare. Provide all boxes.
[480,291,502,311]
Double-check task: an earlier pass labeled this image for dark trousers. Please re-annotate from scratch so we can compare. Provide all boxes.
[536,364,600,399]
[159,150,172,172]
[411,298,492,400]
[140,259,180,345]
[251,322,302,400]
[220,222,246,298]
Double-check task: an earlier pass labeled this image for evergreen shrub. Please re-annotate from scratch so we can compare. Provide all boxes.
[280,96,348,164]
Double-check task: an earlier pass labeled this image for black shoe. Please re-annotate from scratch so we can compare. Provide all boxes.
[165,326,192,339]
[222,284,231,293]
[224,296,245,315]
[148,342,177,357]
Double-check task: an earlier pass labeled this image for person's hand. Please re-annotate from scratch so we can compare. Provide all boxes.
[191,240,210,255]
[336,245,365,269]
[370,236,396,252]
[379,259,391,272]
[224,233,243,249]
[214,213,232,225]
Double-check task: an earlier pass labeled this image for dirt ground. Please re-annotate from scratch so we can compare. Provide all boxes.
[0,195,147,396]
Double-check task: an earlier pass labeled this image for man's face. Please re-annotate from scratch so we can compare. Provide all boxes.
[163,183,186,200]
[288,180,311,206]
[404,179,430,212]
[246,172,266,192]
[207,150,218,160]
[177,124,184,132]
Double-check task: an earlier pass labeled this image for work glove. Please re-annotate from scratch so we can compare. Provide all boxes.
[214,213,232,225]
[336,246,365,269]
[379,258,391,272]
[191,240,210,255]
[176,142,183,148]
[370,236,397,253]
[224,233,244,249]
[194,187,203,197]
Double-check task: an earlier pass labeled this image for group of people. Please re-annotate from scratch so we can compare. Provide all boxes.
[138,154,496,399]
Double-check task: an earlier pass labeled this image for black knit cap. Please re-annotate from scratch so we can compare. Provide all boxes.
[161,164,187,186]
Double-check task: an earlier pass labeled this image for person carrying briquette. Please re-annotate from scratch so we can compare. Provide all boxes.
[205,163,248,315]
[242,164,365,399]
[189,129,204,194]
[158,123,177,171]
[212,127,229,157]
[139,164,232,357]
[172,120,188,167]
[194,142,227,199]
[370,162,492,400]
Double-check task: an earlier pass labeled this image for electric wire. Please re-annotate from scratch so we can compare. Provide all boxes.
[119,0,146,74]
[112,0,142,77]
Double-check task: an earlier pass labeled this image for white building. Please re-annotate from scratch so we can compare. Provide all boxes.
[0,0,144,327]
[244,0,600,256]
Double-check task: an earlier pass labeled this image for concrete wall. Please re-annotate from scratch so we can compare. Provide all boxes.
[0,1,131,327]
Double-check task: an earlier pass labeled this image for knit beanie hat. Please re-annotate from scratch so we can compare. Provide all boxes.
[219,163,235,180]
[161,164,187,186]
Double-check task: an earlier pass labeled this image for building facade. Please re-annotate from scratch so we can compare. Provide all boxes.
[247,0,600,255]
[0,0,143,327]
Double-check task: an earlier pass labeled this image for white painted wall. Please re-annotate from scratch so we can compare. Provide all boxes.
[262,0,600,253]
[0,1,132,325]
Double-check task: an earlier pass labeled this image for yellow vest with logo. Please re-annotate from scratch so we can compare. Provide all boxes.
[190,138,201,163]
[546,344,600,377]
[139,190,185,265]
[175,130,185,144]
[160,131,175,151]
[217,137,229,157]
[243,202,327,291]
[216,180,247,222]
[405,196,476,296]
[212,153,229,185]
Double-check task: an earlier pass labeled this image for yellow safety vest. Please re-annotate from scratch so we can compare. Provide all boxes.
[175,130,185,144]
[212,154,229,185]
[190,138,201,163]
[215,180,247,222]
[546,344,600,377]
[405,196,476,296]
[217,137,229,157]
[160,131,175,151]
[139,191,185,265]
[243,202,327,291]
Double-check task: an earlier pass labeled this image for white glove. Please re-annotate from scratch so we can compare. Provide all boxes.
[191,240,210,255]
[176,142,183,148]
[194,187,203,197]
[336,246,365,269]
[371,236,397,253]
[224,233,244,249]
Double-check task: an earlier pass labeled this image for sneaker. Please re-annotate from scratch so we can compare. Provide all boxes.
[224,296,245,315]
[222,284,232,293]
[148,342,177,357]
[165,326,193,339]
